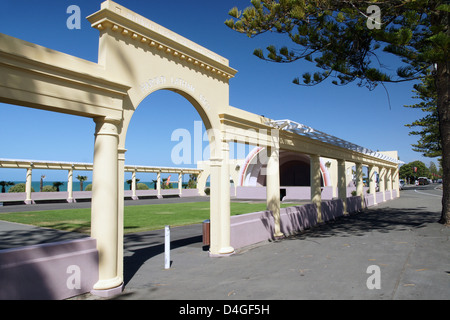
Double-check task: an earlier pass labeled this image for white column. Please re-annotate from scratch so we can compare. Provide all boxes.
[157,170,161,198]
[393,166,400,197]
[67,168,74,203]
[379,167,386,202]
[91,117,122,292]
[117,147,126,291]
[196,170,207,196]
[355,162,364,208]
[387,168,393,199]
[337,159,347,215]
[369,165,377,205]
[25,166,33,205]
[131,169,137,200]
[310,154,322,222]
[266,146,283,238]
[219,141,233,254]
[178,171,183,196]
[209,158,222,255]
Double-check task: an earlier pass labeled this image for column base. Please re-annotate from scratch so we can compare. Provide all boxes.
[209,246,235,257]
[91,276,123,298]
[273,233,284,240]
[131,195,139,200]
[91,283,124,298]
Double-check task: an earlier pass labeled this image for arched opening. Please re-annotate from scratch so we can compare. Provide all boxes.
[126,89,213,167]
[280,160,310,186]
[239,149,326,187]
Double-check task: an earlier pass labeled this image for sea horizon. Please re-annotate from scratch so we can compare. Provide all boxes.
[1,181,178,192]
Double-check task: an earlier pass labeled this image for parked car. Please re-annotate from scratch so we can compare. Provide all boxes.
[399,179,405,190]
[418,177,429,185]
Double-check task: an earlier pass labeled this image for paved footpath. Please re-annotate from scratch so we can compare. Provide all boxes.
[1,187,448,301]
[79,185,448,301]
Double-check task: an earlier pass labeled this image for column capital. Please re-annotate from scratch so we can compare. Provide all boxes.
[94,117,121,137]
[118,148,127,161]
[93,116,122,124]
[221,140,230,149]
[209,157,223,167]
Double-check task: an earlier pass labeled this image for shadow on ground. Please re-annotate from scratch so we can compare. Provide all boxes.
[123,231,203,286]
[289,205,440,241]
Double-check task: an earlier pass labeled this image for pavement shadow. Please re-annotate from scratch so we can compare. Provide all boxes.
[289,205,440,241]
[123,232,202,286]
[0,227,88,250]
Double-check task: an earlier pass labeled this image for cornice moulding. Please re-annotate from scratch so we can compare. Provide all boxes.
[87,5,237,80]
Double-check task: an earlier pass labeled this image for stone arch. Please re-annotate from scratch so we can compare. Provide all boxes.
[279,152,311,186]
[84,1,238,290]
[121,84,218,158]
[238,148,331,187]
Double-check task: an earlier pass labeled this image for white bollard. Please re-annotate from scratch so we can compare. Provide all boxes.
[165,225,170,269]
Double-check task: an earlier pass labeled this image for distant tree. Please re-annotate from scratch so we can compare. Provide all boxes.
[40,175,46,192]
[126,178,140,190]
[0,181,15,193]
[187,174,198,189]
[42,185,56,192]
[76,175,88,192]
[52,181,64,192]
[8,183,34,193]
[136,183,149,190]
[161,178,171,189]
[399,160,430,182]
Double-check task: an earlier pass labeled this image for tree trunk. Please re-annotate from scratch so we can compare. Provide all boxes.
[436,59,450,225]
[434,4,450,225]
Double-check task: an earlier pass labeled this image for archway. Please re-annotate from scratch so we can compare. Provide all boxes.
[125,89,208,167]
[239,148,329,188]
[0,1,402,299]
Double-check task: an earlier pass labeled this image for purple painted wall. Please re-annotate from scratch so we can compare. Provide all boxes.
[230,196,365,250]
[0,238,98,300]
[0,188,200,205]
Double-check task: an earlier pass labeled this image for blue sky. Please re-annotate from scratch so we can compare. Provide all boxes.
[0,0,439,181]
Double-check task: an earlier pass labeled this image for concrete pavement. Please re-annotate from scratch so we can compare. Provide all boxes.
[92,185,449,300]
[1,186,448,300]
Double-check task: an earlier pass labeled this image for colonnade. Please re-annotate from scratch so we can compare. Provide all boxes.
[193,138,400,252]
[0,154,201,205]
[261,144,400,234]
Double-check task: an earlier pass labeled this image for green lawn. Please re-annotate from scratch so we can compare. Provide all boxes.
[0,201,301,234]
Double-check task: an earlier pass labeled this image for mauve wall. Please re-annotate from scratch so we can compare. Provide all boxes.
[0,188,200,204]
[0,238,98,300]
[230,196,363,250]
[235,186,351,201]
